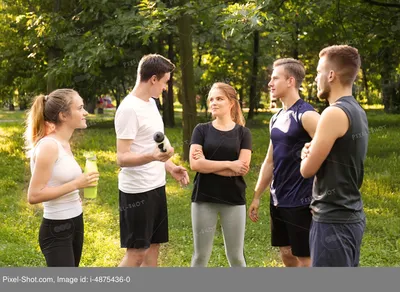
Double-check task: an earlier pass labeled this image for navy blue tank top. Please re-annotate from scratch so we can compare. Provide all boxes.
[270,99,315,207]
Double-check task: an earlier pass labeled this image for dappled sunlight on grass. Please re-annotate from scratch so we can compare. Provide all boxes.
[0,109,27,120]
[0,125,26,157]
[0,141,25,158]
[165,182,193,198]
[1,110,400,266]
[364,206,391,216]
[263,259,285,267]
[80,202,122,267]
[96,150,117,163]
[362,104,384,110]
[74,150,117,165]
[262,119,270,125]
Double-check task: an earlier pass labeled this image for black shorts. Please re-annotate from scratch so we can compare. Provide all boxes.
[119,186,168,249]
[270,204,312,257]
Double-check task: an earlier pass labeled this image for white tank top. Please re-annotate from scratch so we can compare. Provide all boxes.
[30,137,83,220]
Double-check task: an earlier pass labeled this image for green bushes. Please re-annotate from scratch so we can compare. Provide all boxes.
[0,111,399,267]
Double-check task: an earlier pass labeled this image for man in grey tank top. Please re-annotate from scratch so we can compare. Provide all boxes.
[300,45,368,267]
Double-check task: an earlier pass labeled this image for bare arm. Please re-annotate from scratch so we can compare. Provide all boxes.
[28,141,98,204]
[214,149,252,176]
[189,144,232,173]
[165,159,190,186]
[165,159,176,174]
[300,106,349,178]
[301,111,321,138]
[253,140,274,200]
[117,139,172,167]
[248,140,273,222]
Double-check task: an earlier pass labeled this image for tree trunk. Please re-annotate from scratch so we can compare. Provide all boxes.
[293,19,300,60]
[157,37,165,111]
[177,7,197,161]
[361,65,371,104]
[380,46,394,113]
[247,30,259,120]
[116,80,126,108]
[8,97,14,111]
[19,97,28,111]
[47,0,61,93]
[47,52,60,93]
[86,98,96,114]
[163,33,175,127]
[238,87,244,109]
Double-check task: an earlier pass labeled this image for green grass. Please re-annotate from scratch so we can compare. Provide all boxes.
[0,108,399,267]
[0,109,26,121]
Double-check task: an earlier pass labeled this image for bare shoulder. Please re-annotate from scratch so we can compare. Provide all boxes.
[302,110,320,121]
[319,106,349,137]
[321,106,348,121]
[35,139,59,160]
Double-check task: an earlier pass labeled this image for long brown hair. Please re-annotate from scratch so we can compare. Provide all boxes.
[209,82,245,126]
[24,89,78,151]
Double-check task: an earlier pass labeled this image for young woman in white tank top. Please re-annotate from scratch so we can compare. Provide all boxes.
[25,89,99,267]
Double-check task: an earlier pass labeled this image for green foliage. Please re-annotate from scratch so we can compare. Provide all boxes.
[0,109,399,267]
[1,0,399,111]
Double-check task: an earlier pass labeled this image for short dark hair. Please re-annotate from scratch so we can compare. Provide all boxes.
[319,45,361,86]
[273,58,305,89]
[137,54,175,82]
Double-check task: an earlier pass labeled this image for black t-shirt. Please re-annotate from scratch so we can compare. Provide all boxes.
[190,122,252,205]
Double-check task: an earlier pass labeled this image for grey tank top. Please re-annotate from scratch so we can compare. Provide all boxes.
[310,96,368,223]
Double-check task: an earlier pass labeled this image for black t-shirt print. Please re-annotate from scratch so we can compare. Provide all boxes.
[190,122,252,205]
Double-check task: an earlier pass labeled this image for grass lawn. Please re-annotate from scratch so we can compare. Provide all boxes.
[0,108,399,267]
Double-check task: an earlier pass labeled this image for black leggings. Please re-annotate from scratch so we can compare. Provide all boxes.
[39,213,84,267]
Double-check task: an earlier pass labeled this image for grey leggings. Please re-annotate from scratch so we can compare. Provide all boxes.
[191,202,246,267]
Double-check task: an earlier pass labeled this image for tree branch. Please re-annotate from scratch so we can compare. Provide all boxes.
[363,0,400,9]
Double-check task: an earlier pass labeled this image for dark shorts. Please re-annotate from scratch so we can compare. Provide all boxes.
[119,186,168,249]
[309,219,365,267]
[270,204,312,257]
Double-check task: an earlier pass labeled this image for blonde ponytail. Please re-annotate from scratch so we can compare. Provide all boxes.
[24,89,77,155]
[24,94,46,152]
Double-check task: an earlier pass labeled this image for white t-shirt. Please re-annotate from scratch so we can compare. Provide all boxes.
[30,137,83,220]
[115,95,166,193]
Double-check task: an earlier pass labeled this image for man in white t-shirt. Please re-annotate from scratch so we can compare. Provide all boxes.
[115,54,190,267]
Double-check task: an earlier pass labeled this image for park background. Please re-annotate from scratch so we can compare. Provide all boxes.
[0,0,399,267]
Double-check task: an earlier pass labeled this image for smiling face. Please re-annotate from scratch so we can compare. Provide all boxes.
[62,94,88,129]
[150,72,170,98]
[208,88,233,118]
[268,65,292,99]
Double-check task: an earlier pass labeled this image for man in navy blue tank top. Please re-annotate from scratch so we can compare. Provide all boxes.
[300,45,368,267]
[249,58,320,267]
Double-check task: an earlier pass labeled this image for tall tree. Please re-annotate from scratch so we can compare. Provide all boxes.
[163,33,176,127]
[248,30,259,120]
[177,0,197,160]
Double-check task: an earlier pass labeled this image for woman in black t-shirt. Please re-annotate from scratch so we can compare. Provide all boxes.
[189,82,252,267]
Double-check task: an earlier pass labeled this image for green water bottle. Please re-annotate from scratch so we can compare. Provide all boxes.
[84,153,98,199]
